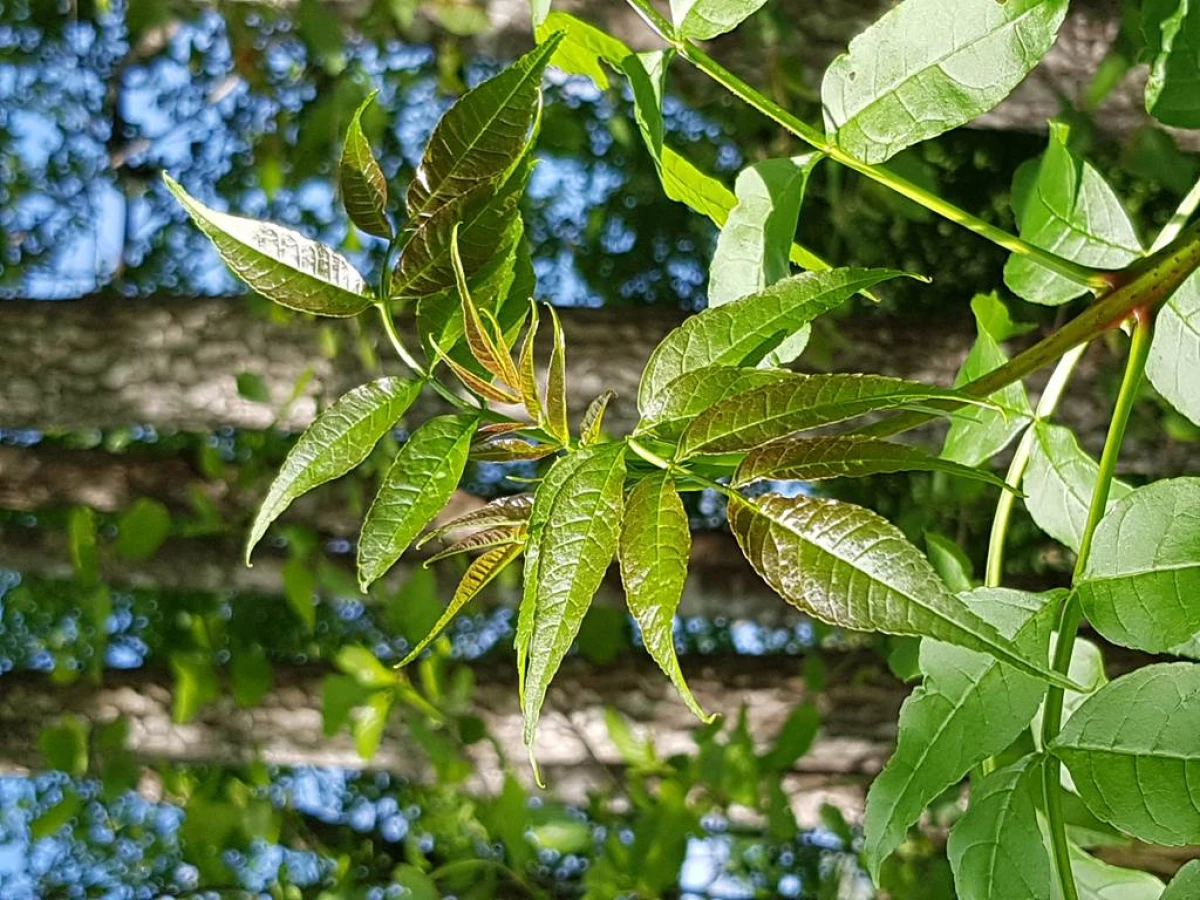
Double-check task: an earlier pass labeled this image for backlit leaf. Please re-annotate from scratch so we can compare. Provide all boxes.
[1074,477,1200,653]
[357,414,478,590]
[822,0,1069,164]
[1144,0,1200,128]
[247,377,422,563]
[339,91,391,239]
[424,525,523,564]
[165,175,372,317]
[638,366,788,441]
[451,224,520,386]
[433,343,520,404]
[580,390,616,446]
[545,305,569,444]
[1147,270,1200,426]
[619,473,709,722]
[670,0,768,40]
[1051,662,1200,845]
[353,690,392,760]
[535,11,628,89]
[418,494,534,547]
[470,438,557,462]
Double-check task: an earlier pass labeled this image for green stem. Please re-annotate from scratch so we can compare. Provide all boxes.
[626,437,730,495]
[1040,310,1154,900]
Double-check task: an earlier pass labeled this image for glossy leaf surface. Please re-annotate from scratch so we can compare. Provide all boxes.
[338,92,391,239]
[638,366,788,441]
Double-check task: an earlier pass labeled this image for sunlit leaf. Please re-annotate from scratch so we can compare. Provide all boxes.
[353,690,392,759]
[357,414,478,590]
[433,343,520,404]
[822,0,1069,164]
[1144,0,1200,128]
[1147,270,1200,427]
[339,91,391,239]
[1162,860,1200,900]
[517,301,544,424]
[545,304,569,444]
[418,494,534,547]
[638,366,788,441]
[535,11,628,89]
[450,224,520,386]
[670,0,769,40]
[424,525,523,564]
[580,390,615,446]
[165,174,372,317]
[334,645,398,689]
[115,497,172,560]
[470,438,557,462]
[247,377,422,563]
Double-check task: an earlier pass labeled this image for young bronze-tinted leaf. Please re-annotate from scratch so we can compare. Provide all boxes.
[734,435,1009,490]
[638,366,789,441]
[580,390,615,446]
[670,0,768,40]
[682,373,979,457]
[619,473,710,722]
[946,756,1051,900]
[1024,421,1131,553]
[450,225,520,387]
[407,37,559,220]
[433,343,520,404]
[1162,860,1200,900]
[418,494,533,547]
[1074,477,1200,653]
[1004,124,1142,306]
[518,443,626,756]
[424,525,522,564]
[339,92,391,239]
[1144,0,1200,128]
[517,302,544,424]
[941,293,1032,466]
[545,305,569,444]
[165,175,373,317]
[1051,662,1200,845]
[357,414,478,590]
[247,377,422,562]
[400,543,522,666]
[639,268,906,412]
[534,10,628,89]
[729,495,1071,686]
[470,438,557,463]
[822,0,1069,164]
[864,588,1056,875]
[1147,270,1200,427]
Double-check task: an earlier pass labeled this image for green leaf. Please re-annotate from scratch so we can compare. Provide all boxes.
[925,532,975,594]
[1074,477,1200,653]
[639,268,906,412]
[321,674,370,736]
[682,373,982,458]
[638,366,788,441]
[942,293,1033,466]
[353,690,393,760]
[170,651,218,724]
[1024,421,1132,553]
[545,304,570,444]
[535,11,628,89]
[862,587,1057,875]
[670,0,768,40]
[31,790,82,840]
[334,645,398,689]
[357,414,478,590]
[1162,860,1200,900]
[231,644,273,708]
[1063,843,1166,900]
[1051,662,1200,845]
[418,494,534,547]
[39,716,89,776]
[68,506,98,586]
[762,703,820,772]
[529,0,550,27]
[236,371,270,403]
[946,756,1051,900]
[733,435,1010,490]
[730,495,1071,687]
[1147,270,1200,427]
[517,443,626,763]
[339,91,392,239]
[580,390,615,446]
[406,38,560,221]
[1003,123,1143,306]
[247,377,421,563]
[1144,0,1200,128]
[822,0,1069,164]
[619,473,710,722]
[115,498,172,560]
[164,174,373,317]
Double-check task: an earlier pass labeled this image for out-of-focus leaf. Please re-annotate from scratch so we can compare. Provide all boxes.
[236,371,270,403]
[334,646,398,689]
[321,674,370,736]
[1147,270,1200,427]
[231,644,273,708]
[282,558,317,632]
[762,703,820,772]
[39,716,88,776]
[31,790,82,840]
[68,506,98,586]
[339,91,391,238]
[1143,0,1200,128]
[353,690,392,759]
[115,498,171,560]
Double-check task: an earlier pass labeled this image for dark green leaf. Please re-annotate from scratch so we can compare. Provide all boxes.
[1144,0,1200,127]
[39,716,89,776]
[282,557,317,632]
[925,532,975,594]
[334,646,397,689]
[762,703,820,772]
[339,91,392,239]
[321,674,370,736]
[1147,270,1200,427]
[115,497,171,560]
[236,371,270,403]
[231,644,273,708]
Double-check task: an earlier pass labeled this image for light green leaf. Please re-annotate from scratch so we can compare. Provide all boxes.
[164,174,372,317]
[1024,421,1132,553]
[1051,662,1200,845]
[357,414,478,590]
[580,390,615,445]
[517,443,626,760]
[1033,636,1107,751]
[1074,477,1200,653]
[353,690,392,760]
[529,0,551,28]
[925,532,975,595]
[1147,269,1200,427]
[282,558,317,632]
[619,473,710,722]
[68,506,98,586]
[733,435,1010,490]
[729,495,1071,686]
[1004,123,1143,306]
[682,373,982,457]
[407,38,560,220]
[335,645,398,689]
[670,0,768,40]
[1144,0,1200,128]
[863,587,1057,875]
[1162,860,1200,900]
[639,268,906,412]
[822,0,1069,164]
[115,497,172,560]
[170,651,218,725]
[247,377,421,563]
[638,366,788,441]
[1062,842,1165,900]
[535,11,628,89]
[339,91,391,239]
[946,756,1051,900]
[942,293,1033,466]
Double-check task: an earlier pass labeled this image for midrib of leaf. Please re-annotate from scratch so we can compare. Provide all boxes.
[1028,189,1142,257]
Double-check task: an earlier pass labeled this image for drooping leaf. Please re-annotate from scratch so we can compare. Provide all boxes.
[638,366,788,441]
[863,587,1057,874]
[434,343,520,404]
[1074,477,1200,653]
[517,443,626,760]
[1143,0,1200,128]
[247,378,422,563]
[418,494,534,547]
[545,304,569,444]
[1004,123,1143,306]
[357,414,478,590]
[399,543,523,666]
[925,532,975,595]
[1023,421,1132,553]
[1051,662,1200,845]
[407,37,560,220]
[670,0,768,40]
[942,293,1033,466]
[580,390,616,445]
[619,473,710,722]
[1147,269,1200,427]
[729,495,1071,686]
[733,435,1009,490]
[822,0,1069,164]
[639,268,906,412]
[339,91,391,239]
[946,756,1051,900]
[1162,860,1200,900]
[682,373,985,457]
[534,10,628,89]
